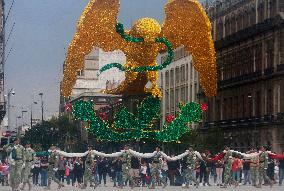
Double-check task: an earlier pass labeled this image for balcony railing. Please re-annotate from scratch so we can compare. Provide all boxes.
[203,113,284,129]
[219,71,262,87]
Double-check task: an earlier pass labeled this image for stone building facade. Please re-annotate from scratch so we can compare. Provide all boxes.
[159,47,200,127]
[203,0,284,152]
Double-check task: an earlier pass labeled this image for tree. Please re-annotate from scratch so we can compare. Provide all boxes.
[22,115,80,151]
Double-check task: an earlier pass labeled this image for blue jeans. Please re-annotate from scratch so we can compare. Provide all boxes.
[232,171,240,182]
[40,169,48,186]
[243,170,251,185]
[113,171,123,186]
[279,168,284,186]
[66,171,74,185]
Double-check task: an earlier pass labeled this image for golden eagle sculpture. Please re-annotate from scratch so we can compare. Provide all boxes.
[61,0,217,98]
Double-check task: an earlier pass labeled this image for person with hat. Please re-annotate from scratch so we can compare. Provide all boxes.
[82,145,98,189]
[149,146,167,189]
[220,146,233,188]
[20,142,35,190]
[257,145,273,188]
[121,145,134,189]
[47,145,64,190]
[4,138,25,191]
[182,146,199,189]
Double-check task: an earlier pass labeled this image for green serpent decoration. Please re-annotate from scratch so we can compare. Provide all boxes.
[72,96,203,142]
[97,23,174,76]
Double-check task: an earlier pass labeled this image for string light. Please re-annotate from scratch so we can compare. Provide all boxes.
[72,96,203,142]
[61,0,217,98]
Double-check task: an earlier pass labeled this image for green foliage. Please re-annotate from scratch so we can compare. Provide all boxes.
[73,96,203,142]
[22,115,79,151]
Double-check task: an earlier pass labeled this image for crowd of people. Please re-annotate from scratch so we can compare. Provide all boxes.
[0,139,283,190]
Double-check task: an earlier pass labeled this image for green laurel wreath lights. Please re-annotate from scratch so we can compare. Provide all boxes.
[97,23,174,76]
[72,96,202,142]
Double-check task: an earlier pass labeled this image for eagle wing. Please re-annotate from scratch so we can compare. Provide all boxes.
[161,0,217,97]
[62,0,124,97]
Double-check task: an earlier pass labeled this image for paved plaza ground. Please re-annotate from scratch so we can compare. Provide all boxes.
[0,184,283,191]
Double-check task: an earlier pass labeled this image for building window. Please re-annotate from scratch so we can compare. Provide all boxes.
[267,89,273,114]
[249,7,256,25]
[230,15,236,34]
[255,44,262,71]
[217,20,223,40]
[266,39,274,69]
[165,91,169,111]
[175,67,180,84]
[170,89,174,111]
[165,71,169,86]
[175,89,179,109]
[243,11,249,29]
[258,3,264,23]
[223,98,227,120]
[269,0,277,18]
[181,65,185,83]
[234,96,238,118]
[237,12,243,31]
[170,69,174,86]
[256,91,261,116]
[225,17,230,36]
[77,70,84,76]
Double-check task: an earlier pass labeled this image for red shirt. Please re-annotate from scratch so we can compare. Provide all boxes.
[232,159,241,172]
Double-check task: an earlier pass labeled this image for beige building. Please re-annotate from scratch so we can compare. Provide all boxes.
[60,48,125,113]
[159,47,200,127]
[202,0,284,152]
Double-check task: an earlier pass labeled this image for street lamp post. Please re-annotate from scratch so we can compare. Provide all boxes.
[30,101,37,128]
[39,93,44,122]
[7,88,15,144]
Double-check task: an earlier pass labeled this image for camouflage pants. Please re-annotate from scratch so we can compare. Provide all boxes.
[122,165,133,184]
[22,162,32,183]
[151,163,166,187]
[223,166,232,186]
[258,167,271,186]
[47,165,62,188]
[185,168,198,186]
[10,161,23,190]
[251,166,259,186]
[83,167,94,187]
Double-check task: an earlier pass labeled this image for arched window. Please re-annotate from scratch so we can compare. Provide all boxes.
[237,11,243,31]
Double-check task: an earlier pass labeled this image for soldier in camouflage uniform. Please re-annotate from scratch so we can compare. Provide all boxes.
[149,146,167,189]
[182,147,199,189]
[250,148,259,187]
[47,145,64,190]
[82,145,98,189]
[121,145,134,189]
[20,142,35,190]
[4,138,25,191]
[221,146,233,188]
[257,146,272,188]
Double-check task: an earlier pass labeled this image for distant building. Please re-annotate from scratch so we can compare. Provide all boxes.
[203,0,284,152]
[59,48,125,113]
[159,47,200,127]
